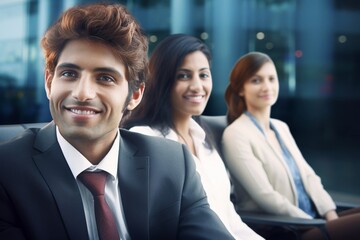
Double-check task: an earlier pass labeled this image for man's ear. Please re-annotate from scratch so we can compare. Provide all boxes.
[127,83,145,110]
[44,69,52,99]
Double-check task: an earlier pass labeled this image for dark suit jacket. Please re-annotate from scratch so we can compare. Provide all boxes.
[0,122,233,240]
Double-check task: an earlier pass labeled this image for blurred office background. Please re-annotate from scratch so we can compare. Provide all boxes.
[1,0,359,199]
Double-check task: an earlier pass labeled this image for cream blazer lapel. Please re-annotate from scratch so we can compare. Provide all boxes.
[270,120,313,199]
[243,115,298,199]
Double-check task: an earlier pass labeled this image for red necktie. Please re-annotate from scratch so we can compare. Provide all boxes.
[79,171,120,240]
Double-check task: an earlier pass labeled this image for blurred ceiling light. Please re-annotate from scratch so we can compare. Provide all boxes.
[266,42,274,49]
[200,32,209,40]
[338,35,347,43]
[149,35,158,43]
[295,50,303,58]
[256,32,265,40]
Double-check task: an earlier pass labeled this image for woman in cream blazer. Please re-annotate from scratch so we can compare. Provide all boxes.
[222,52,360,239]
[223,113,335,219]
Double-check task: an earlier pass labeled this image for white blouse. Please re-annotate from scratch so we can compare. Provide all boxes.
[130,119,263,240]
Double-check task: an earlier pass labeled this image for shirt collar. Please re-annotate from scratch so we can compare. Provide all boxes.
[189,118,206,142]
[165,118,206,143]
[56,126,120,180]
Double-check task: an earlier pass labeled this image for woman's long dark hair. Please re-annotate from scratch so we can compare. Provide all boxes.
[123,34,211,136]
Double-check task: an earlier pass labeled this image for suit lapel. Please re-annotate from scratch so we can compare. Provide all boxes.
[243,115,279,157]
[32,122,89,240]
[245,116,286,165]
[118,131,149,240]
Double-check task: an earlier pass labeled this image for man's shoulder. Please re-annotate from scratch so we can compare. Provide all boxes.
[0,128,41,170]
[0,128,39,149]
[120,128,183,148]
[119,128,191,170]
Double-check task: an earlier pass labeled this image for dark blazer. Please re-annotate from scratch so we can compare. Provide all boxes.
[0,122,233,240]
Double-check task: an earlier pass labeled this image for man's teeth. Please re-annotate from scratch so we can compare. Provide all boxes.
[70,109,96,115]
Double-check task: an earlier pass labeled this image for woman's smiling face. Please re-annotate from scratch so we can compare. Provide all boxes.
[171,51,212,120]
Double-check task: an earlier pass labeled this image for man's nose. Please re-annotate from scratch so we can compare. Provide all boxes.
[72,75,96,101]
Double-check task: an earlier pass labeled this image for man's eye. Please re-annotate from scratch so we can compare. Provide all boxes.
[61,71,77,78]
[98,75,115,83]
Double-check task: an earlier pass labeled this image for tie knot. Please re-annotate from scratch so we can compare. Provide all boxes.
[79,171,107,196]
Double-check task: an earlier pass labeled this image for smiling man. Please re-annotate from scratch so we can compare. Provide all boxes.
[0,3,233,240]
[45,39,135,164]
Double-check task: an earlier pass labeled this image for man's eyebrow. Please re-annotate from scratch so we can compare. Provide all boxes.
[56,63,82,70]
[93,67,124,78]
[94,67,121,75]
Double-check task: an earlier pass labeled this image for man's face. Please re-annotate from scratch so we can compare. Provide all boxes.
[45,39,143,144]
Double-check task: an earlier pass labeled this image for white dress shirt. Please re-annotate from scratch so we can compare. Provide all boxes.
[56,127,130,240]
[130,119,263,240]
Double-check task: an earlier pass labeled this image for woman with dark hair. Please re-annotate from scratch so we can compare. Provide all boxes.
[222,51,360,239]
[123,34,263,240]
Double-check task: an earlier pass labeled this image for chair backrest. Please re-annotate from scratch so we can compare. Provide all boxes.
[195,115,227,155]
[0,115,228,144]
[0,123,47,142]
